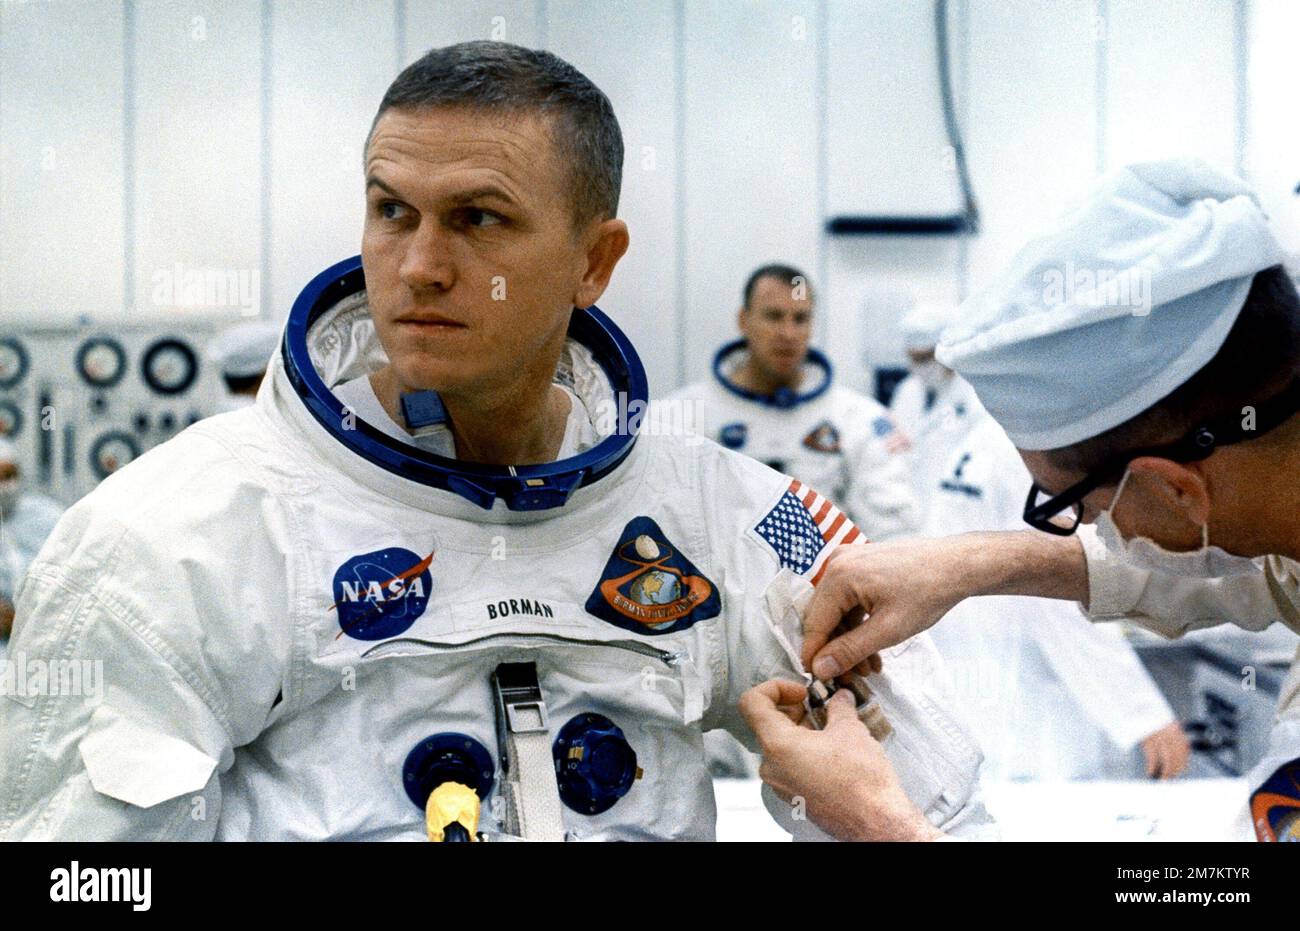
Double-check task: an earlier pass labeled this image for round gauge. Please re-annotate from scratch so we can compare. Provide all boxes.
[76,337,127,388]
[141,339,199,395]
[0,401,22,438]
[0,337,29,389]
[89,431,141,479]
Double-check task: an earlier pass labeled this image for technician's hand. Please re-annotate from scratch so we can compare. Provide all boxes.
[802,531,1090,679]
[1141,721,1191,779]
[801,541,965,679]
[0,597,13,640]
[740,679,942,842]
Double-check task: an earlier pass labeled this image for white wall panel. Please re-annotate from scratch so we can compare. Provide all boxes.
[1246,0,1300,261]
[824,0,960,391]
[403,0,542,62]
[131,0,262,320]
[1,0,125,322]
[1104,0,1236,171]
[268,0,398,320]
[963,0,1098,296]
[548,0,678,396]
[681,0,821,388]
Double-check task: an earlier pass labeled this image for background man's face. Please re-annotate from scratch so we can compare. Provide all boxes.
[739,275,813,384]
[362,107,588,397]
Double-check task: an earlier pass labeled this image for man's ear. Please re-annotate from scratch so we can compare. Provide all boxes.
[573,218,629,309]
[737,306,751,339]
[1127,456,1212,526]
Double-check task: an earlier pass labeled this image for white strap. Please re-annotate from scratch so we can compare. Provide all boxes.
[494,663,565,842]
[504,725,565,842]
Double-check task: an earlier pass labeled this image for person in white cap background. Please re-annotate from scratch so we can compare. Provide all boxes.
[742,157,1300,841]
[208,320,282,412]
[0,436,64,663]
[887,301,985,527]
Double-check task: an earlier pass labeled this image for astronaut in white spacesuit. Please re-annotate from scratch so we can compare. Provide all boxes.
[0,41,991,842]
[668,266,918,541]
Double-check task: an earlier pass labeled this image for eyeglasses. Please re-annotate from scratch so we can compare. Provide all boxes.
[1022,378,1300,535]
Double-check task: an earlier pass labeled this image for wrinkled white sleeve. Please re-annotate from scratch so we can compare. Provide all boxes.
[1078,524,1291,636]
[839,405,919,541]
[1077,526,1300,839]
[0,481,290,841]
[697,448,996,839]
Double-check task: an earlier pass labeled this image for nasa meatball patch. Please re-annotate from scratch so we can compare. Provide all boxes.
[585,517,720,635]
[331,547,435,641]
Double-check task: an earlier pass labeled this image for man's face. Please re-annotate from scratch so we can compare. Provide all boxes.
[739,276,813,384]
[362,107,593,397]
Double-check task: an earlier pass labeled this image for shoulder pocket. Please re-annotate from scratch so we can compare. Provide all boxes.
[78,704,218,808]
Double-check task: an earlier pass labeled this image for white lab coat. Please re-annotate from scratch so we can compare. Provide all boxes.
[1077,522,1300,840]
[923,413,1176,781]
[0,290,992,841]
[888,370,984,509]
[669,355,918,541]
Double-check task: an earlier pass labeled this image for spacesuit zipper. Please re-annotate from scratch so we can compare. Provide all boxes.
[362,632,684,666]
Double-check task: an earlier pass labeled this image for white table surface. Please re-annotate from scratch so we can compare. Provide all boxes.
[712,777,1256,842]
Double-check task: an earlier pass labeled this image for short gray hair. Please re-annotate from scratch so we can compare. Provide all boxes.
[367,41,623,229]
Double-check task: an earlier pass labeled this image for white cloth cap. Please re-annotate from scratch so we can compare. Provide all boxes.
[900,302,954,352]
[209,321,282,380]
[937,158,1286,450]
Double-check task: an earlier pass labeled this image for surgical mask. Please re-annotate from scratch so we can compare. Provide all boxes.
[0,478,19,517]
[911,359,949,393]
[1094,467,1262,578]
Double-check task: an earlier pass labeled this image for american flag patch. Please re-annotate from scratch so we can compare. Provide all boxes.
[754,479,864,584]
[872,415,911,454]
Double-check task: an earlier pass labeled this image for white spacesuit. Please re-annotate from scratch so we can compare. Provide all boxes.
[669,342,918,541]
[923,412,1178,781]
[0,259,992,841]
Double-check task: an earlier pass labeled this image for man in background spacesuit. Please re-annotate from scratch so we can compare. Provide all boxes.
[0,41,989,842]
[669,265,918,541]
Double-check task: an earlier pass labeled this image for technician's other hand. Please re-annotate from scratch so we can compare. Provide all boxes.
[739,679,942,841]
